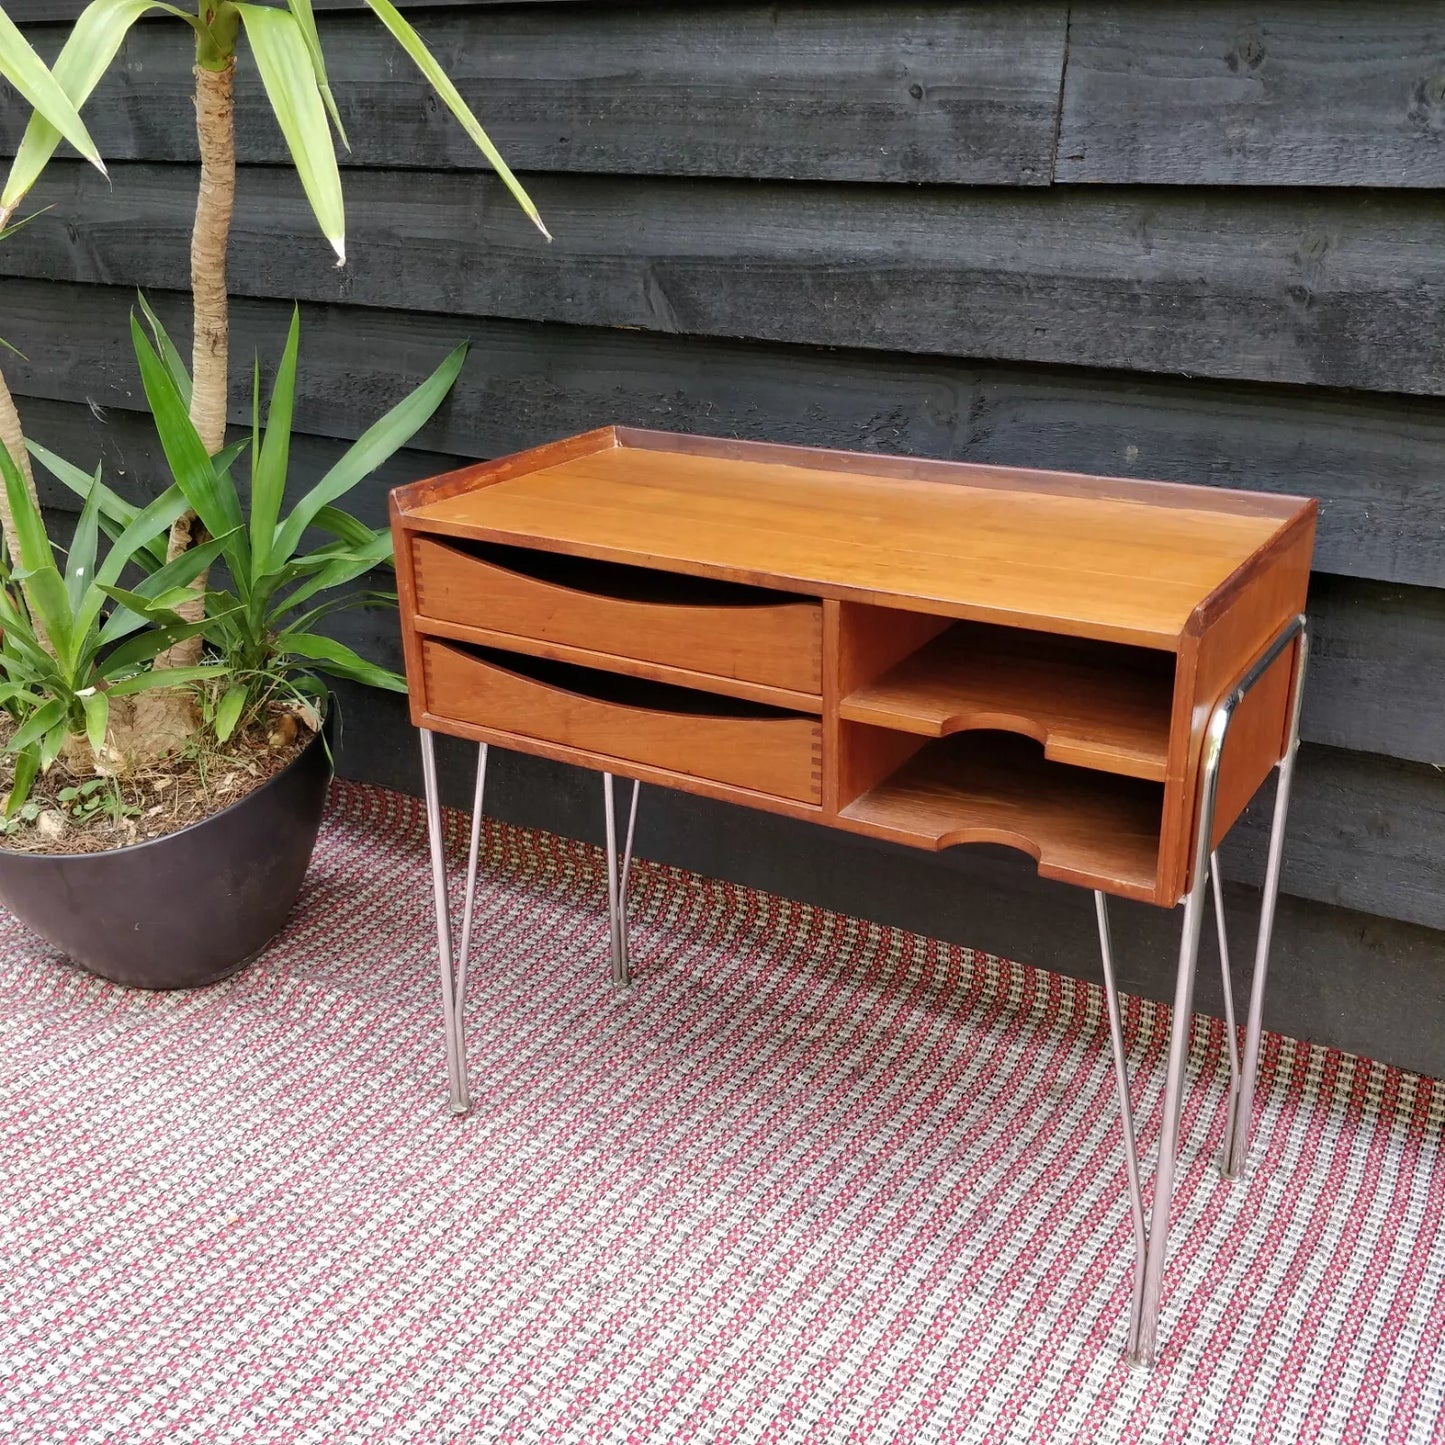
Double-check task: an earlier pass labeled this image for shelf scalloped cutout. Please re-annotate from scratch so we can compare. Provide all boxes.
[840,732,1163,901]
[838,622,1175,782]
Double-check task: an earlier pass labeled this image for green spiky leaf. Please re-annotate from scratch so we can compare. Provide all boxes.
[0,6,107,217]
[235,2,345,262]
[361,0,548,240]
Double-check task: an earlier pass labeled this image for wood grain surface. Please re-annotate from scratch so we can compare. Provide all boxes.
[3,4,1067,185]
[840,731,1164,902]
[840,623,1175,781]
[402,440,1300,647]
[410,535,823,694]
[8,283,1443,590]
[421,640,824,804]
[399,431,1309,906]
[1059,2,1445,188]
[13,165,1445,395]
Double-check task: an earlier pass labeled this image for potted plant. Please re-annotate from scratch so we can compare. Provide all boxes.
[0,0,546,985]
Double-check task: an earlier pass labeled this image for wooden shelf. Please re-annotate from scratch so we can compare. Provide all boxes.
[839,622,1174,781]
[411,534,822,697]
[840,732,1163,900]
[422,641,823,804]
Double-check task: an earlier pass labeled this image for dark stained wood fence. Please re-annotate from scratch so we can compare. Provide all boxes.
[4,1,1443,1069]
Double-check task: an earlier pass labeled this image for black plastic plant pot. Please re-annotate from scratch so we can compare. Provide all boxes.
[0,708,335,990]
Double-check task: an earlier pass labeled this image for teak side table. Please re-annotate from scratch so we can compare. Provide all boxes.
[390,426,1316,1368]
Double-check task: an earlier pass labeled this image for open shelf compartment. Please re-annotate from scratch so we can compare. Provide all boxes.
[839,729,1164,901]
[839,618,1175,782]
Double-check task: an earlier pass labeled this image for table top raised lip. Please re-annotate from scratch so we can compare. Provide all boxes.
[392,426,1317,652]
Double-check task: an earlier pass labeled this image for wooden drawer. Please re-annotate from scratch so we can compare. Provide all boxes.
[412,537,822,695]
[422,640,823,803]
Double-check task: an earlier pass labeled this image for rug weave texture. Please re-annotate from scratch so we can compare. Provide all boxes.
[1,780,1442,1444]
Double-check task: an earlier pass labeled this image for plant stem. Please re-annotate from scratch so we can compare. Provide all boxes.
[186,59,234,458]
[158,57,235,672]
[0,365,38,547]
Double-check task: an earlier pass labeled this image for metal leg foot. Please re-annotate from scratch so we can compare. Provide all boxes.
[603,772,640,987]
[419,732,488,1116]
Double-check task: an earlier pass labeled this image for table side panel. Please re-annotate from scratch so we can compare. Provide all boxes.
[1209,647,1297,849]
[391,497,433,730]
[1158,511,1317,903]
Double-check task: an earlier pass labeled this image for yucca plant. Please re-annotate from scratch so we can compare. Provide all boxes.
[0,0,545,742]
[0,4,544,984]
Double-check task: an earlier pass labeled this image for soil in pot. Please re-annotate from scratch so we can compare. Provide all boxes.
[0,700,315,854]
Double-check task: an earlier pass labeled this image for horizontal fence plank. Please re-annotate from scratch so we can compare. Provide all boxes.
[20,402,1444,932]
[12,164,1445,396]
[1059,2,1445,188]
[6,281,1445,589]
[4,4,1067,185]
[3,0,571,18]
[328,568,1445,930]
[1304,577,1445,768]
[1224,745,1445,934]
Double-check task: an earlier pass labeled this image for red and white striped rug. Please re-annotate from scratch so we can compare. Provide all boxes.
[1,780,1442,1444]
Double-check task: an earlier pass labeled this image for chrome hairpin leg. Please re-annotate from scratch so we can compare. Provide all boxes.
[602,772,640,987]
[1096,862,1211,1369]
[1098,614,1308,1368]
[1219,669,1304,1177]
[1211,854,1242,1123]
[419,730,488,1116]
[1095,892,1148,1342]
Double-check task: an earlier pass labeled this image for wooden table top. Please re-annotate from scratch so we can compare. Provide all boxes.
[401,428,1313,650]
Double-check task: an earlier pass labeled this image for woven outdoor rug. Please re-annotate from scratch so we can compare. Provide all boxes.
[1,781,1442,1444]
